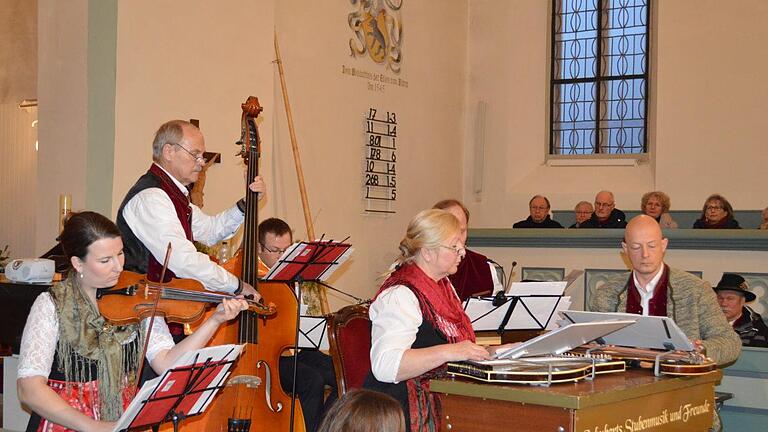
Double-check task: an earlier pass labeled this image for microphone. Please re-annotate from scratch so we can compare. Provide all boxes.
[492,261,518,307]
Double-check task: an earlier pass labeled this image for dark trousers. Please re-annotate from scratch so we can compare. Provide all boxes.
[279,350,338,432]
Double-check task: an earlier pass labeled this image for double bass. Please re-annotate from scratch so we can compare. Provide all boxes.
[173,97,305,432]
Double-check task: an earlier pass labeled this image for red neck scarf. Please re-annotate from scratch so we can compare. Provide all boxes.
[378,263,475,343]
[377,263,476,432]
[626,265,669,317]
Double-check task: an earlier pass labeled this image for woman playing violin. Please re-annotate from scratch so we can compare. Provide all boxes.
[17,211,248,432]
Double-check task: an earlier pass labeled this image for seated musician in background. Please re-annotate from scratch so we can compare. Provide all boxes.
[588,215,741,365]
[117,119,264,301]
[257,217,338,432]
[577,190,627,228]
[17,212,248,432]
[432,199,502,300]
[569,200,594,228]
[713,273,768,347]
[512,195,563,228]
[364,209,510,431]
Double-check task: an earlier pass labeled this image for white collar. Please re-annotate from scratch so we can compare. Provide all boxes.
[153,162,189,196]
[632,265,665,294]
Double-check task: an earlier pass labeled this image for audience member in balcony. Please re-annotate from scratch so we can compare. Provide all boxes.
[432,199,503,300]
[569,201,594,228]
[760,206,768,230]
[692,194,741,229]
[589,215,740,365]
[640,191,678,229]
[513,195,563,229]
[713,273,768,348]
[577,190,627,228]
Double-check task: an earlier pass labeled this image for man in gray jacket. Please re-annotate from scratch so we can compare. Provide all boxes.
[588,215,741,365]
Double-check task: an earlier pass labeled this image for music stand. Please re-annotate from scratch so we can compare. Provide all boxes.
[262,239,353,430]
[113,344,243,432]
[465,280,569,336]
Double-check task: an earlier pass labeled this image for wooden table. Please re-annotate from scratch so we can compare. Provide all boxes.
[431,369,721,432]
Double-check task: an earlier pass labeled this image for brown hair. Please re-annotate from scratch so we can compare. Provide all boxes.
[433,199,470,224]
[317,389,405,432]
[258,217,293,244]
[641,191,671,213]
[700,193,735,221]
[58,211,121,264]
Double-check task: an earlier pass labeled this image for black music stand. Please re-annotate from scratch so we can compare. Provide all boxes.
[464,294,567,336]
[114,345,242,432]
[263,239,353,431]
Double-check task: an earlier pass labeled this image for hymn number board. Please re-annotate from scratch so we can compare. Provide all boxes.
[363,108,397,214]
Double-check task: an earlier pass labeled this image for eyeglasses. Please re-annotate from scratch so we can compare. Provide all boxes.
[172,143,207,164]
[260,243,288,254]
[595,202,614,208]
[529,206,549,211]
[706,205,724,211]
[438,244,466,256]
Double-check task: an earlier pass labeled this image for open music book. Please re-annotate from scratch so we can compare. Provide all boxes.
[112,344,244,432]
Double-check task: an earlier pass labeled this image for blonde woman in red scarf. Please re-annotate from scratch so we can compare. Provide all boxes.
[364,209,508,432]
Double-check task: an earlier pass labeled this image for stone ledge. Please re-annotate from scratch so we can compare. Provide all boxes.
[467,228,768,251]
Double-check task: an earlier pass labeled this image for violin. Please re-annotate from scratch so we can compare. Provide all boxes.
[97,270,276,326]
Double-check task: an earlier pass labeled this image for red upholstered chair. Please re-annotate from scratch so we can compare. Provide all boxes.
[327,302,372,397]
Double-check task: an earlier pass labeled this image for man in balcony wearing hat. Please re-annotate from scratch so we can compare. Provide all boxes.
[714,273,768,348]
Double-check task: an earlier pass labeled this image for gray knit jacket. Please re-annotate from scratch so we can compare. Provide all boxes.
[588,266,741,365]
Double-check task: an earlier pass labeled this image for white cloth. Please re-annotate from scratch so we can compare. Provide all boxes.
[17,292,175,379]
[121,163,244,293]
[369,285,422,384]
[632,266,666,316]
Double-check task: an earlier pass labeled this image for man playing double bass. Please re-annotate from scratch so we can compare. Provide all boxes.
[117,119,263,301]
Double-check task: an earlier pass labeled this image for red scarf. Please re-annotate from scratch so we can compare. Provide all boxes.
[626,265,669,317]
[377,263,475,432]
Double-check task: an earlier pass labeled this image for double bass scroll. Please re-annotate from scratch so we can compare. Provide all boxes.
[165,97,305,432]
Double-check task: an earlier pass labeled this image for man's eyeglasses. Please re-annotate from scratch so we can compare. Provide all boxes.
[438,244,466,256]
[260,243,288,254]
[172,143,207,164]
[595,202,614,208]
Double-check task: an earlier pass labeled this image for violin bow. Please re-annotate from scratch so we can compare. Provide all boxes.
[274,32,331,315]
[134,243,172,386]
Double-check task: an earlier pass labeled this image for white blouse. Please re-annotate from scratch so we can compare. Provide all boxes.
[369,283,464,384]
[18,292,175,379]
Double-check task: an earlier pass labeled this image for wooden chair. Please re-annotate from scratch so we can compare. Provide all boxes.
[326,302,372,397]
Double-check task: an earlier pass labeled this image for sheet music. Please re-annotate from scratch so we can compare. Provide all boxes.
[113,344,244,432]
[507,281,567,296]
[298,316,329,350]
[494,320,636,360]
[464,295,566,331]
[546,296,571,330]
[264,241,354,282]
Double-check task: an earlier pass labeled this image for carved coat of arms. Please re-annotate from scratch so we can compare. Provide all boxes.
[348,0,403,73]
